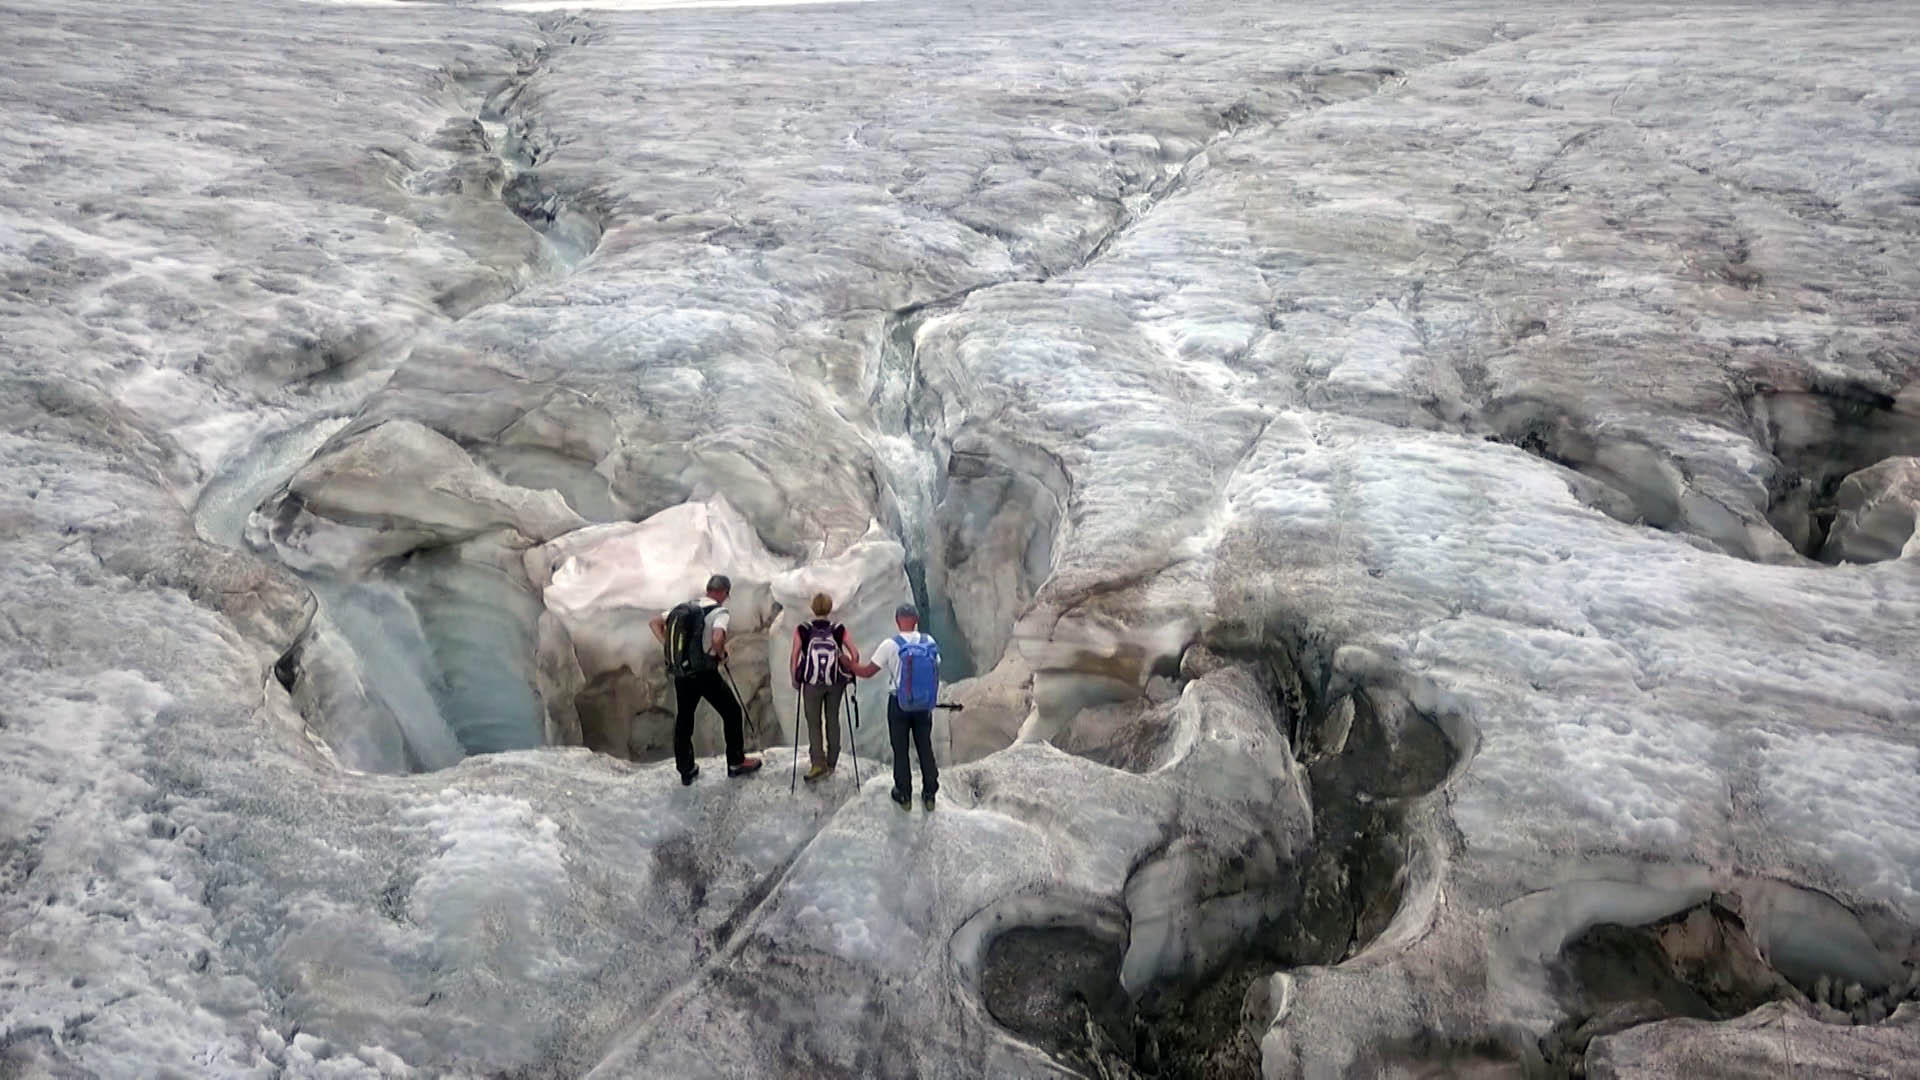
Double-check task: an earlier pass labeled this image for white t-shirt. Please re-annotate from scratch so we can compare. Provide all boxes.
[868,630,933,692]
[662,597,730,656]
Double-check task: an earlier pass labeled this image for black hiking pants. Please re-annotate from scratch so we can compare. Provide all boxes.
[888,697,937,799]
[673,669,746,777]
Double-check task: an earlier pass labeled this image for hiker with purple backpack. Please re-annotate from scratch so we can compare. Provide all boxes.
[788,591,859,783]
[850,603,942,811]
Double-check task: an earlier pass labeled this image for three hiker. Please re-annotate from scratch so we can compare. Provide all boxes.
[789,592,858,782]
[650,574,763,785]
[849,603,942,810]
[659,575,941,808]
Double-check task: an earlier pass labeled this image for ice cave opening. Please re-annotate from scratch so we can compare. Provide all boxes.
[254,400,1071,776]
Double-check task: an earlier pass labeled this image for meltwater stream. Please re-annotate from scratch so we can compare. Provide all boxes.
[194,414,545,773]
[177,34,603,774]
[870,311,981,680]
[193,415,351,550]
[300,562,544,774]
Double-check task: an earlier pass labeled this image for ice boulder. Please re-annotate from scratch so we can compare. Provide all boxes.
[528,495,790,759]
[261,418,588,577]
[1821,457,1920,565]
[939,648,1037,764]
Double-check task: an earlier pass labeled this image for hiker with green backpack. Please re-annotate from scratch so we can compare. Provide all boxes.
[850,603,941,810]
[649,574,763,786]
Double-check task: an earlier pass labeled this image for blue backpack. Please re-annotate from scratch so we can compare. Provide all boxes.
[893,634,940,711]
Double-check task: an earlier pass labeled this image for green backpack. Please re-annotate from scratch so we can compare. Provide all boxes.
[664,601,718,678]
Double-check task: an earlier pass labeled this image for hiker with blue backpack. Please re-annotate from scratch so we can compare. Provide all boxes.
[850,603,941,810]
[789,591,859,783]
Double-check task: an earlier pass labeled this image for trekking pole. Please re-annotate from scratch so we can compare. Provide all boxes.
[722,662,754,743]
[936,702,963,766]
[847,692,861,786]
[790,688,801,793]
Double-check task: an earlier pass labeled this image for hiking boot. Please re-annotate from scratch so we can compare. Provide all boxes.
[681,765,700,786]
[922,792,936,811]
[727,757,763,778]
[890,789,912,810]
[804,764,830,783]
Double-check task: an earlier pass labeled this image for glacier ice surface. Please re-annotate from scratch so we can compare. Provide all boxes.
[4,0,1920,1077]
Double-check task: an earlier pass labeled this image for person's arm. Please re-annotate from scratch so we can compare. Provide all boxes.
[850,638,886,679]
[649,612,667,642]
[708,606,730,661]
[789,628,803,688]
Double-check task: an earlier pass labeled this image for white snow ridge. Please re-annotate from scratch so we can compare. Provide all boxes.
[3,0,1919,1077]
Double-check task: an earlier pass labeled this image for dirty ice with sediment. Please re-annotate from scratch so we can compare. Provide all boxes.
[2,0,1919,1076]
